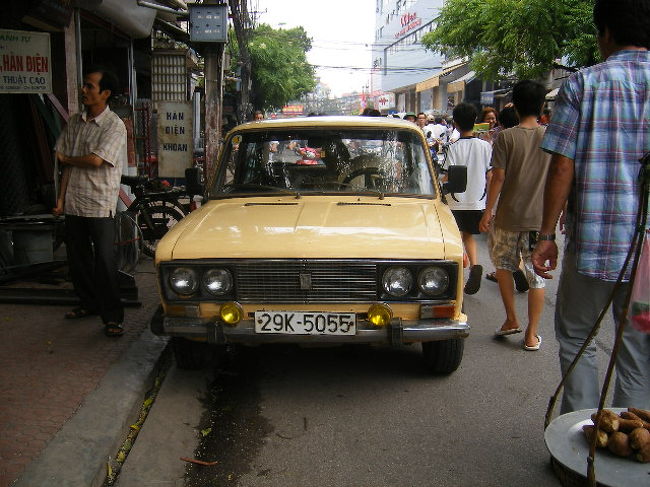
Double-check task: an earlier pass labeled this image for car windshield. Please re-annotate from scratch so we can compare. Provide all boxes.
[209,128,436,197]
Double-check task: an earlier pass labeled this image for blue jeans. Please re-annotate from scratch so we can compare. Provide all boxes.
[555,249,650,413]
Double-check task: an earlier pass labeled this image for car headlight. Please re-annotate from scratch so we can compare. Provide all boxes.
[169,267,198,295]
[382,266,413,297]
[418,267,449,296]
[202,268,233,296]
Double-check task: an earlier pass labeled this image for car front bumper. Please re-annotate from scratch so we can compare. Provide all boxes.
[151,307,469,346]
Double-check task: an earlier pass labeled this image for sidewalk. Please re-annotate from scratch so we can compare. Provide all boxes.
[0,259,167,487]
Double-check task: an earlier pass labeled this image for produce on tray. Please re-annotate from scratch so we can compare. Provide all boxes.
[582,408,650,463]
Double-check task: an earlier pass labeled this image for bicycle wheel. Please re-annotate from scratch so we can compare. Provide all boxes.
[138,204,186,258]
[114,211,142,273]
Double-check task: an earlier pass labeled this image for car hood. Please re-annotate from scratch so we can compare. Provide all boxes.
[156,196,460,261]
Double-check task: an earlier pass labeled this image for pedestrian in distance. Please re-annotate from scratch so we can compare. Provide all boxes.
[403,112,417,124]
[478,106,499,145]
[539,107,552,126]
[479,80,552,351]
[361,107,381,116]
[532,0,650,413]
[429,116,448,144]
[442,102,493,295]
[54,65,127,337]
[416,112,428,130]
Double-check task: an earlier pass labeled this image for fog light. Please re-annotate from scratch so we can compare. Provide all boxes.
[367,303,393,327]
[219,302,243,326]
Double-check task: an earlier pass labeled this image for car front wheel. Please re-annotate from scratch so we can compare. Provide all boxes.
[421,338,464,374]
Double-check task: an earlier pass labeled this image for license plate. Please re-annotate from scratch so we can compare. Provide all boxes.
[254,311,356,335]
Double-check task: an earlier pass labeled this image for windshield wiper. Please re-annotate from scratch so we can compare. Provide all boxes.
[220,183,301,198]
[339,183,386,200]
[359,188,385,200]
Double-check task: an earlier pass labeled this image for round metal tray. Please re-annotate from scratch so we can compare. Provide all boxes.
[544,408,650,487]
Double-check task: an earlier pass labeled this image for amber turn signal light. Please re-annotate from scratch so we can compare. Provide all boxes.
[367,303,393,327]
[219,302,243,326]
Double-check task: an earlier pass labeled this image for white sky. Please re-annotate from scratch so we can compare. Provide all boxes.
[253,0,376,97]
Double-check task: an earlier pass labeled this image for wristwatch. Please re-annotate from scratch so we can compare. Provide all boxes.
[538,233,556,241]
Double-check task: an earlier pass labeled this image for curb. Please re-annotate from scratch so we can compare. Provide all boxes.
[14,329,169,487]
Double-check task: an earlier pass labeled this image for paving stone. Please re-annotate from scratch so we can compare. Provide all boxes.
[0,261,160,487]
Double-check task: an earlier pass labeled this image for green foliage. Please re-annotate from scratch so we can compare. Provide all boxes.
[421,0,599,80]
[230,24,317,111]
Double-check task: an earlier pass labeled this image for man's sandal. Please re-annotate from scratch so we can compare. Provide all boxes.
[104,322,125,337]
[64,307,97,319]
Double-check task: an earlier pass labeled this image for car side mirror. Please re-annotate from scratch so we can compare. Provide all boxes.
[443,165,467,194]
[185,167,204,197]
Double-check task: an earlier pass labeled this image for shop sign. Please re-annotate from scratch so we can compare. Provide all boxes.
[282,104,304,116]
[157,102,194,178]
[395,12,421,39]
[0,29,51,94]
[376,92,395,110]
[480,91,495,106]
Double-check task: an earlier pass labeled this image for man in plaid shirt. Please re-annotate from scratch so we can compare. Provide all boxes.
[54,66,126,337]
[533,0,650,413]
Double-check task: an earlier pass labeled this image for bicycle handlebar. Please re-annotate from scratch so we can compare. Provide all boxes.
[120,175,149,190]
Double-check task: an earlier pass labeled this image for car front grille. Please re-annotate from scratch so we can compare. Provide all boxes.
[234,260,378,303]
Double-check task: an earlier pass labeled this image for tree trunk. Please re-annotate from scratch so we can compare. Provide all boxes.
[230,0,252,123]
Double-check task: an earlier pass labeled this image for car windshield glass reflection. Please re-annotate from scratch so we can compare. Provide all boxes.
[210,129,435,197]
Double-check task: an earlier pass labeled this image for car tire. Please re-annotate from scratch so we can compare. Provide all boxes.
[171,337,214,370]
[421,338,464,374]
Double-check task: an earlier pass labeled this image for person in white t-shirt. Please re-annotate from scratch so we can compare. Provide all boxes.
[443,103,492,294]
[446,115,461,144]
[428,116,448,142]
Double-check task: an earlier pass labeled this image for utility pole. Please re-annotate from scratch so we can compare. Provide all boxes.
[203,0,227,177]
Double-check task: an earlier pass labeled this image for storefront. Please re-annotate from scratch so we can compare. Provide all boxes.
[0,0,181,278]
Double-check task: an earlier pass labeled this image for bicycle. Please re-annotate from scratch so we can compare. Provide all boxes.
[116,175,190,262]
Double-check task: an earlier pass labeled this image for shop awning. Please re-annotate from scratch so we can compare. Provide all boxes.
[447,71,476,92]
[416,66,455,92]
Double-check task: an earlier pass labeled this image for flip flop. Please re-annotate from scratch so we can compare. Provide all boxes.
[494,327,522,337]
[104,322,125,337]
[523,335,542,351]
[64,307,97,319]
[485,272,498,283]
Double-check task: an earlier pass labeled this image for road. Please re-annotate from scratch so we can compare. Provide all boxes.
[117,233,618,487]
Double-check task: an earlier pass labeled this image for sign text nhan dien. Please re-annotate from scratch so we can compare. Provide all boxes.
[0,29,52,94]
[157,102,193,178]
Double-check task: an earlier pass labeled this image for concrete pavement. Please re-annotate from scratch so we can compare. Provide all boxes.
[0,259,167,487]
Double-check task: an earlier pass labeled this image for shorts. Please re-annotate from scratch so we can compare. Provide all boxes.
[451,210,483,234]
[488,226,545,289]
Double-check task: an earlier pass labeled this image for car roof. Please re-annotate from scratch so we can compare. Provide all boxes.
[230,116,421,134]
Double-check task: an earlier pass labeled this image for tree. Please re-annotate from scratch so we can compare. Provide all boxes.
[229,0,253,124]
[421,0,599,81]
[229,23,317,114]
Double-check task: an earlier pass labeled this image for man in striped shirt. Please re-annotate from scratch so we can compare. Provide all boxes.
[533,0,650,413]
[54,66,126,337]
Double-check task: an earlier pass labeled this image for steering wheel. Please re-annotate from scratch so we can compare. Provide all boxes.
[342,167,385,189]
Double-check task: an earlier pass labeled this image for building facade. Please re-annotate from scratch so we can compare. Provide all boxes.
[371,0,476,115]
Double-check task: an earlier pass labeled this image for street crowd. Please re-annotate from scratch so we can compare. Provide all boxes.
[53,0,648,414]
[398,0,650,414]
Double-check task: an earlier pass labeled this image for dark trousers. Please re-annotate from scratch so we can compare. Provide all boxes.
[64,214,124,324]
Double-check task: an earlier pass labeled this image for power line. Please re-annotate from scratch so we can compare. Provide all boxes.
[311,64,442,72]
